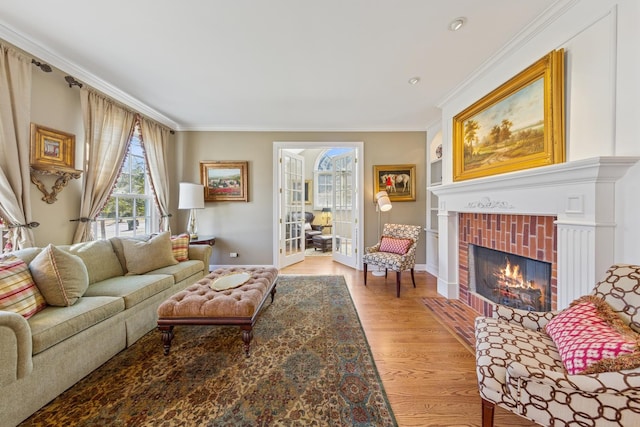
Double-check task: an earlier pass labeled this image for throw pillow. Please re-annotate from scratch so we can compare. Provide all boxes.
[67,239,124,284]
[545,295,640,375]
[121,231,178,275]
[0,255,47,318]
[379,236,413,255]
[29,244,89,306]
[170,233,190,262]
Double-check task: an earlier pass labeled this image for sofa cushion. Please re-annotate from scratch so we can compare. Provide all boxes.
[65,240,124,285]
[7,247,43,266]
[109,235,151,274]
[83,274,174,309]
[27,296,125,355]
[545,295,640,375]
[0,256,47,319]
[29,244,89,307]
[171,233,190,262]
[121,231,178,275]
[148,260,204,284]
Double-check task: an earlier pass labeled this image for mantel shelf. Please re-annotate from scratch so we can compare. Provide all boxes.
[429,156,640,198]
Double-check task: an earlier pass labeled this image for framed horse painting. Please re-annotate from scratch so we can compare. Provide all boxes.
[373,164,416,202]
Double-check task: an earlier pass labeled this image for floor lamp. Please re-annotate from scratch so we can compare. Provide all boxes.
[178,182,205,239]
[372,190,392,276]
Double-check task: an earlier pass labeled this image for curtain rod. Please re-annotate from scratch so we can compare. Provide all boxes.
[28,57,175,134]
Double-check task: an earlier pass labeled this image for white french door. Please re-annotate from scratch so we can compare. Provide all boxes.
[331,150,358,268]
[278,150,305,268]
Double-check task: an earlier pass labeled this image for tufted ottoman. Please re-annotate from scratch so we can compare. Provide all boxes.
[157,266,278,357]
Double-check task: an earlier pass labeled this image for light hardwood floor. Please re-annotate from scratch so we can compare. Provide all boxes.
[282,256,538,427]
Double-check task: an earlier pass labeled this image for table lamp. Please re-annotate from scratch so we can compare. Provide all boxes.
[178,182,205,239]
[321,207,332,225]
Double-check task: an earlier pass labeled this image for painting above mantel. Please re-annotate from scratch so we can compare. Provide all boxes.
[452,49,565,182]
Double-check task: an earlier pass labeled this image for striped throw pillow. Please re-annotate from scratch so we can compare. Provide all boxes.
[0,256,47,319]
[171,233,190,262]
[379,236,413,255]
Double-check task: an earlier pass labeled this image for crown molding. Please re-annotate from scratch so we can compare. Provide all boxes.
[0,22,179,130]
[436,0,579,108]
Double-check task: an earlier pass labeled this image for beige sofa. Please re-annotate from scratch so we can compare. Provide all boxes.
[0,234,212,427]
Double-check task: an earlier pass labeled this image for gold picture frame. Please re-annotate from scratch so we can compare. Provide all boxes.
[304,180,312,204]
[373,164,416,202]
[453,49,565,182]
[200,160,249,202]
[30,123,76,171]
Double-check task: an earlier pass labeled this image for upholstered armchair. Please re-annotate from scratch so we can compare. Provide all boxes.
[286,212,322,246]
[475,264,640,427]
[303,212,322,245]
[362,223,422,297]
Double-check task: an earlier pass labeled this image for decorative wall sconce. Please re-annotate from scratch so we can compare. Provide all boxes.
[29,123,82,204]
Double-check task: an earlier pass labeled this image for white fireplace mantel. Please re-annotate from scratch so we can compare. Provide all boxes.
[429,156,639,308]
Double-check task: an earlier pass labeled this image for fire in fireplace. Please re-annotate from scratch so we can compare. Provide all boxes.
[469,245,551,312]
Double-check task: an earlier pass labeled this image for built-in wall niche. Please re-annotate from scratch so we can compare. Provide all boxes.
[470,245,552,312]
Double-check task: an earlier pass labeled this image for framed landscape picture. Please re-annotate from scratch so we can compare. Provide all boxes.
[452,49,565,182]
[200,161,248,202]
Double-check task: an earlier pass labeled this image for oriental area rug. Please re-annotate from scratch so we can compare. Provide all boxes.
[21,275,397,427]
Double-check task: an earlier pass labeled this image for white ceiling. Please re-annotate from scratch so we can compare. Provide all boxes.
[0,0,560,131]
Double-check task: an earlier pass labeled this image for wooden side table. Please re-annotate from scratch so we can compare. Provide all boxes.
[190,235,216,246]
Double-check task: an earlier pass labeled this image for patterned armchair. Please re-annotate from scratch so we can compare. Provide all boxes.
[475,264,640,427]
[362,223,422,297]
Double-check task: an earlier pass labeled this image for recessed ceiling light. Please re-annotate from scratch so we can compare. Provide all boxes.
[449,17,466,31]
[408,77,421,85]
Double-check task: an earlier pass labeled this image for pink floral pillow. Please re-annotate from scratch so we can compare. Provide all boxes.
[545,295,640,375]
[379,236,413,255]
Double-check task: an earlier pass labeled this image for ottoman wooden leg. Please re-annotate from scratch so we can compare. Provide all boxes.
[270,285,277,303]
[158,325,174,355]
[241,326,253,358]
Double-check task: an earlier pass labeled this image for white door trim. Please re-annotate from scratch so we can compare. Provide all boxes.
[272,141,364,270]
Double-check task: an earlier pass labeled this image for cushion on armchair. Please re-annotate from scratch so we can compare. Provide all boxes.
[545,295,640,375]
[378,236,413,255]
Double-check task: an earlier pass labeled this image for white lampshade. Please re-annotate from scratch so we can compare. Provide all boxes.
[375,190,392,212]
[178,183,205,209]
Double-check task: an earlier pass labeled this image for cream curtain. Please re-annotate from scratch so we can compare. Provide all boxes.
[73,88,136,243]
[0,43,36,251]
[139,117,172,232]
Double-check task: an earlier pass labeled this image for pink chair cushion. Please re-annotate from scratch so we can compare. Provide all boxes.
[545,295,640,374]
[379,236,413,255]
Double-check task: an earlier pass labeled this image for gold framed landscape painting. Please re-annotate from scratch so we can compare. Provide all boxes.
[453,49,565,182]
[373,164,416,202]
[200,161,248,202]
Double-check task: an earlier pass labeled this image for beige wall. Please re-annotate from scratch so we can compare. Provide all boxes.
[170,131,427,266]
[20,67,427,269]
[29,67,84,246]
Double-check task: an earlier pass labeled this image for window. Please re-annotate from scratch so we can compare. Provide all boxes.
[94,127,158,239]
[313,148,350,209]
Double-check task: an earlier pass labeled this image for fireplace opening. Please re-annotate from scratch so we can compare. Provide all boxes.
[469,245,551,311]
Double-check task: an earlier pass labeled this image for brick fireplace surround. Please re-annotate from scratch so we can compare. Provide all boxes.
[458,213,557,317]
[430,157,639,314]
